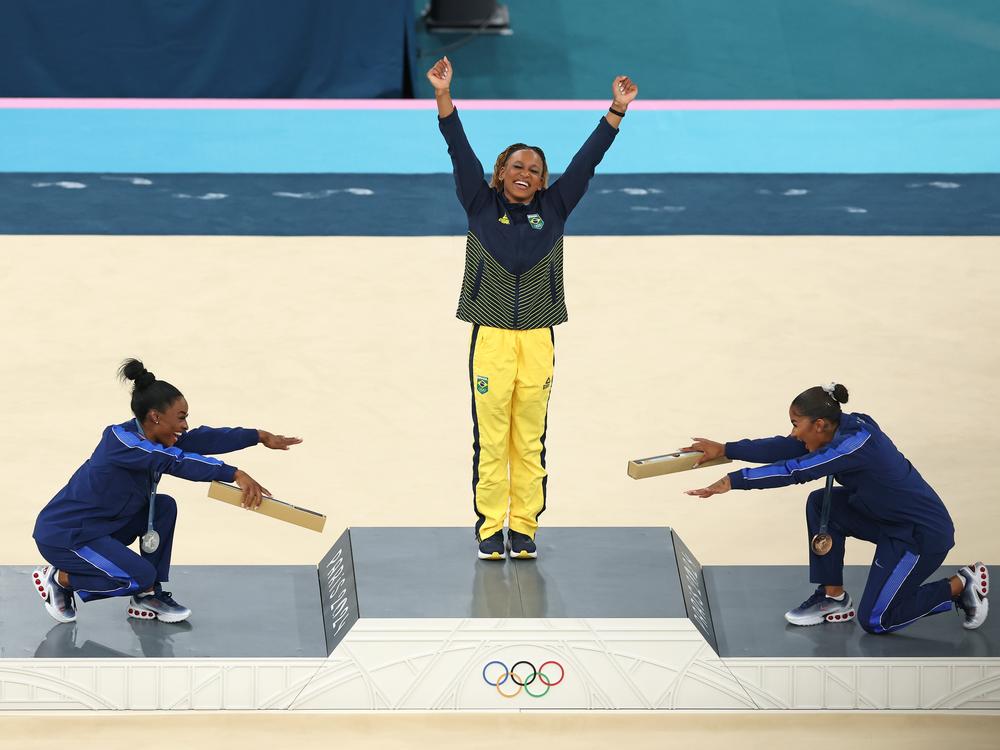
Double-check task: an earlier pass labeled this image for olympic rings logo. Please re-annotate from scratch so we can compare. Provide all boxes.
[482,660,565,699]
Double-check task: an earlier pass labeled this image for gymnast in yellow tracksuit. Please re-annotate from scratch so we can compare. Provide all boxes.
[427,56,638,560]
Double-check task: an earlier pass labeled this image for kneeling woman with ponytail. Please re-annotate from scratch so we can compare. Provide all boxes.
[684,384,988,634]
[31,359,301,624]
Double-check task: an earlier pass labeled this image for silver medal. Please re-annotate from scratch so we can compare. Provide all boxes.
[137,425,163,556]
[141,530,160,553]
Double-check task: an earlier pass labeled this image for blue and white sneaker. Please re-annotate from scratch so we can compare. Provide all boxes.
[784,586,856,626]
[956,562,989,630]
[507,529,537,559]
[127,585,191,623]
[478,531,506,560]
[32,565,77,623]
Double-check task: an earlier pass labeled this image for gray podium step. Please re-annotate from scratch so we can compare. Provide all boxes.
[707,565,1000,659]
[0,565,326,659]
[348,526,688,619]
[2,529,996,662]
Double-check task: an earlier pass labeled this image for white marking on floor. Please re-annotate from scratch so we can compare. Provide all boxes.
[906,181,961,189]
[273,188,375,199]
[100,176,154,186]
[31,181,86,189]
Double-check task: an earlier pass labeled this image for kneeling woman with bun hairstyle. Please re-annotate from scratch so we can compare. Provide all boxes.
[31,359,301,624]
[684,384,988,634]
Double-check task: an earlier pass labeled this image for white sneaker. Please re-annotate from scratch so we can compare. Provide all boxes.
[32,566,77,623]
[784,586,856,626]
[127,586,191,623]
[957,562,989,630]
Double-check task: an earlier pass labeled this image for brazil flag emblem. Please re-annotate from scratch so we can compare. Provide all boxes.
[527,213,544,230]
[476,375,489,395]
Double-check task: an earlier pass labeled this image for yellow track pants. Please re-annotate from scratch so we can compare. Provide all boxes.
[470,324,554,541]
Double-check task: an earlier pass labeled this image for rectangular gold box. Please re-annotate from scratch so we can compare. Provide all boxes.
[627,451,732,480]
[207,481,326,533]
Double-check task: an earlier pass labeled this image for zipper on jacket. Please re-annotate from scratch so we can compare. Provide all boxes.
[513,273,521,327]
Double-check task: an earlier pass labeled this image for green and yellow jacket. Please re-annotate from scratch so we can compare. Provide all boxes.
[439,109,618,330]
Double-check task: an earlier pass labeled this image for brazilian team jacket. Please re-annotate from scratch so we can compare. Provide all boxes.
[725,412,955,553]
[33,420,258,548]
[439,108,618,330]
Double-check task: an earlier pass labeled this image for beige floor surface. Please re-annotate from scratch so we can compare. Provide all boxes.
[2,236,997,568]
[0,712,998,750]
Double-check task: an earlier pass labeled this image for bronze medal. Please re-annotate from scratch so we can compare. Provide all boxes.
[811,532,833,556]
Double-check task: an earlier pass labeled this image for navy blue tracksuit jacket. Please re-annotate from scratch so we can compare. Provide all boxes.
[34,420,258,549]
[726,412,954,553]
[725,412,958,633]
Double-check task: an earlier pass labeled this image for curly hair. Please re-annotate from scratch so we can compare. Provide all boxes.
[489,143,549,190]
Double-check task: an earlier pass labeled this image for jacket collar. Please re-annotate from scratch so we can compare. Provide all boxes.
[496,187,541,212]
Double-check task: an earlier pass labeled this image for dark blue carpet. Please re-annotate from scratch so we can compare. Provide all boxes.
[2,173,997,235]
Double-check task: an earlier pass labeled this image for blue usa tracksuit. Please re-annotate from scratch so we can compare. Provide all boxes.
[34,420,258,602]
[726,413,956,634]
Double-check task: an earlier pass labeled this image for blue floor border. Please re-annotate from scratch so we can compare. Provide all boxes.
[3,173,998,235]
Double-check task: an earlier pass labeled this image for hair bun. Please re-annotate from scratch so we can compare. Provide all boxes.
[117,358,157,390]
[832,383,850,404]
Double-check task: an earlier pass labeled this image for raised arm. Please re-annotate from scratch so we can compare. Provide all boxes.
[428,55,455,119]
[605,75,638,129]
[427,56,490,213]
[107,424,237,483]
[686,427,873,498]
[549,75,638,217]
[176,426,302,455]
[728,428,872,490]
[683,434,808,466]
[175,425,259,455]
[726,436,808,463]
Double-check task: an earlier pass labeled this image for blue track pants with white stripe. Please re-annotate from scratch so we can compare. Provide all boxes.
[35,494,176,603]
[806,487,953,634]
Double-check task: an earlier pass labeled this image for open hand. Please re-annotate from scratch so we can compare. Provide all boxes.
[612,75,638,107]
[685,475,731,499]
[426,56,453,92]
[681,437,726,466]
[259,430,302,450]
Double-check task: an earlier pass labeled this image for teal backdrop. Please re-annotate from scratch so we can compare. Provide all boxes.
[413,0,1000,99]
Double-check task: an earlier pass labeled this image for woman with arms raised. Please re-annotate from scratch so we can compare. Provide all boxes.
[428,56,637,560]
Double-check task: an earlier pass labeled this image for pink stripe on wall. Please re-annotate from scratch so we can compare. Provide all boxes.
[1,97,999,110]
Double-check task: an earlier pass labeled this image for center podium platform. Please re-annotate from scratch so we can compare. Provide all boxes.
[1,527,997,711]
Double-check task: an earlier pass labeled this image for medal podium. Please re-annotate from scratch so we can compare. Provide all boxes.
[1,527,998,711]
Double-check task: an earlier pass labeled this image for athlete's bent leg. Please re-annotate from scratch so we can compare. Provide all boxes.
[856,538,952,634]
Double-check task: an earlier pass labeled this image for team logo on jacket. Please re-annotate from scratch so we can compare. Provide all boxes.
[476,376,489,395]
[498,213,510,225]
[527,213,544,230]
[543,377,551,390]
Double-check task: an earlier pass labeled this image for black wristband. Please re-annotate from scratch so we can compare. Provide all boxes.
[609,106,626,117]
